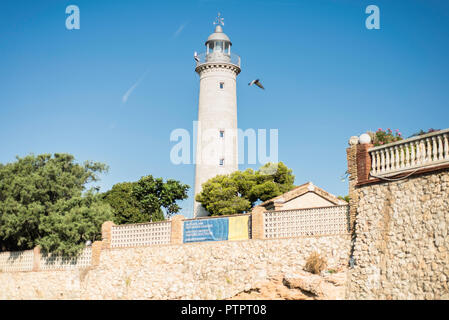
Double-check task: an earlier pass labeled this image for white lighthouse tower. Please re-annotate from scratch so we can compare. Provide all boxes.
[193,15,241,217]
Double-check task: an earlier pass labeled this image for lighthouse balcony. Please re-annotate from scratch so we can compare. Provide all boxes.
[195,52,241,68]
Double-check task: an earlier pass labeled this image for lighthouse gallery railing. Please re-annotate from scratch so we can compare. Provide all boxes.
[195,52,241,68]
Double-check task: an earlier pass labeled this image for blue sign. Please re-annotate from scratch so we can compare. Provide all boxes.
[183,218,229,243]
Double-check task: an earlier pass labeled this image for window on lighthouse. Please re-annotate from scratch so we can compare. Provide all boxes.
[219,82,224,89]
[219,158,224,166]
[219,130,224,137]
[214,41,223,53]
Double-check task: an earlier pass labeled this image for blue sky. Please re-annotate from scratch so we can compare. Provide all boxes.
[1,0,449,218]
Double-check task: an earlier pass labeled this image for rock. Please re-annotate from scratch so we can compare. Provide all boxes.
[283,272,324,297]
[324,272,347,286]
[227,270,347,300]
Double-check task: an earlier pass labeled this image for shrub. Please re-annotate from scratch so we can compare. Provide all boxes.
[338,195,350,203]
[409,128,440,138]
[304,252,327,274]
[368,128,403,147]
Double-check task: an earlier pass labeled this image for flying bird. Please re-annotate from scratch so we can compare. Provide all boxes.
[194,51,200,62]
[248,79,265,90]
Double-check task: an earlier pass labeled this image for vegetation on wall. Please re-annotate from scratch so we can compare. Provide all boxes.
[195,162,295,216]
[304,252,327,274]
[0,153,113,256]
[368,128,403,147]
[102,175,190,224]
[368,128,441,147]
[337,195,350,203]
[409,128,440,138]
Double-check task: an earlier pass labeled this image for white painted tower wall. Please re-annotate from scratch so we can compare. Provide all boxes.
[193,26,241,217]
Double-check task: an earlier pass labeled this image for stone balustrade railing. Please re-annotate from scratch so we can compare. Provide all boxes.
[369,129,449,178]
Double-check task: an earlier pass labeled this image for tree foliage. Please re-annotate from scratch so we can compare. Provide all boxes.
[101,182,141,224]
[102,175,190,224]
[338,195,350,203]
[195,162,295,216]
[0,153,113,256]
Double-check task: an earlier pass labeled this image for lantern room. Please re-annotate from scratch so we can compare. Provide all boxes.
[205,25,232,63]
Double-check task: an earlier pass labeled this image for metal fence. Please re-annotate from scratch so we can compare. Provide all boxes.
[195,52,241,68]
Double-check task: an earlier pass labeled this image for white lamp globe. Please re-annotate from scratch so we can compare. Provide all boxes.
[359,133,372,144]
[349,136,359,146]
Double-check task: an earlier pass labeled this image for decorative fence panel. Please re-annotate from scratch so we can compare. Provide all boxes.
[263,205,350,239]
[111,221,172,248]
[39,247,92,270]
[369,129,449,178]
[0,250,34,272]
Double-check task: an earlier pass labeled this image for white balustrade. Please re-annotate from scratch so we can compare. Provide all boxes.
[369,129,449,178]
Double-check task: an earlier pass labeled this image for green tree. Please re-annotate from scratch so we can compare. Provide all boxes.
[196,173,252,216]
[195,162,295,216]
[101,182,141,224]
[102,175,190,223]
[0,153,113,256]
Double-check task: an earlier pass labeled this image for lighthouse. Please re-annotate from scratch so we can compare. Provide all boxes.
[193,15,241,217]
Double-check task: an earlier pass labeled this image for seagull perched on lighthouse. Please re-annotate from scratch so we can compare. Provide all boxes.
[248,79,264,90]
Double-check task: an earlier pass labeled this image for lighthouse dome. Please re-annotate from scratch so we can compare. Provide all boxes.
[206,25,231,45]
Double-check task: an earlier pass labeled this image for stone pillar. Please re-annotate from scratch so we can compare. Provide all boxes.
[347,137,374,233]
[91,241,103,266]
[346,140,358,234]
[356,143,374,184]
[345,137,360,299]
[170,215,185,245]
[251,207,265,239]
[101,221,115,249]
[32,246,41,272]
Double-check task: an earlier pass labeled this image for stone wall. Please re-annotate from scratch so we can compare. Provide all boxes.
[346,141,449,299]
[0,235,350,300]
